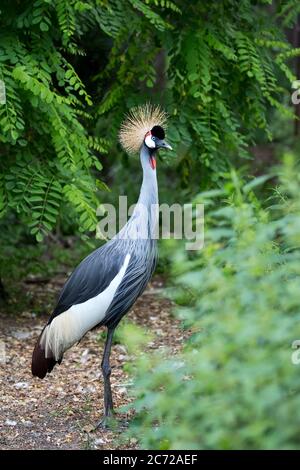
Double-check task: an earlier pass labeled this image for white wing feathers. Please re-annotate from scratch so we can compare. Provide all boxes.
[40,254,131,361]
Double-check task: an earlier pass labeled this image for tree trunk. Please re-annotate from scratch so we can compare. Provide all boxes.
[0,277,8,303]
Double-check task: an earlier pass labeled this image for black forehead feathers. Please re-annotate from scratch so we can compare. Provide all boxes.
[151,125,165,139]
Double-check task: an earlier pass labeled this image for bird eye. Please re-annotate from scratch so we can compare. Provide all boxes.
[151,136,155,141]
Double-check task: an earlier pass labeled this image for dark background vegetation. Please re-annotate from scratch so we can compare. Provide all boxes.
[1,0,300,449]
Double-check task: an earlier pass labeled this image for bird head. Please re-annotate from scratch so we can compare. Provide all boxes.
[144,125,172,169]
[119,104,172,170]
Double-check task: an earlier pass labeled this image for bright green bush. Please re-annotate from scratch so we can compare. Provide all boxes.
[125,155,300,449]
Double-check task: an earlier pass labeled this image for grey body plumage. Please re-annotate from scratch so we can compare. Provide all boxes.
[31,105,172,425]
[50,144,158,329]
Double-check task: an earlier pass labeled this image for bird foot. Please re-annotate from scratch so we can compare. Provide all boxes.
[94,413,115,431]
[93,414,129,432]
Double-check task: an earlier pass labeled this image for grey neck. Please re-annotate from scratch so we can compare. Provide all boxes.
[138,143,158,207]
[115,144,159,243]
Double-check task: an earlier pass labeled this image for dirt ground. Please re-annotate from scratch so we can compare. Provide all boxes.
[0,275,184,450]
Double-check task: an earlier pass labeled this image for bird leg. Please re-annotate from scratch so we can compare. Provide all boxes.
[95,326,115,429]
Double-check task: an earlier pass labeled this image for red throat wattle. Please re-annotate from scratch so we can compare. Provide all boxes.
[150,155,156,170]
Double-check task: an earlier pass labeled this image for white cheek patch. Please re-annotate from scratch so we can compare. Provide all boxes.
[145,134,155,149]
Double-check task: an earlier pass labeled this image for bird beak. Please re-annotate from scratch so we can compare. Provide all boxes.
[157,139,172,150]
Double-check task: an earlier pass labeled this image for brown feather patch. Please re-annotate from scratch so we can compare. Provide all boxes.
[31,331,61,379]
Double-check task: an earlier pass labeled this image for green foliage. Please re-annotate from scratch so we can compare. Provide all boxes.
[0,0,107,242]
[95,0,299,188]
[0,218,96,313]
[0,0,299,244]
[125,155,300,449]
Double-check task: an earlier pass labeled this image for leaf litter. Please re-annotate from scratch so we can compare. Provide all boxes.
[0,275,186,449]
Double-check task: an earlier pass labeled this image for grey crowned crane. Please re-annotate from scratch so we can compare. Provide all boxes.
[31,104,172,426]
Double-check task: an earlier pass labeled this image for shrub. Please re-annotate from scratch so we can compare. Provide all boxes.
[125,155,300,449]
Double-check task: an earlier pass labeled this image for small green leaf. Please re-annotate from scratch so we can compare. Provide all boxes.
[40,22,49,32]
[36,232,43,242]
